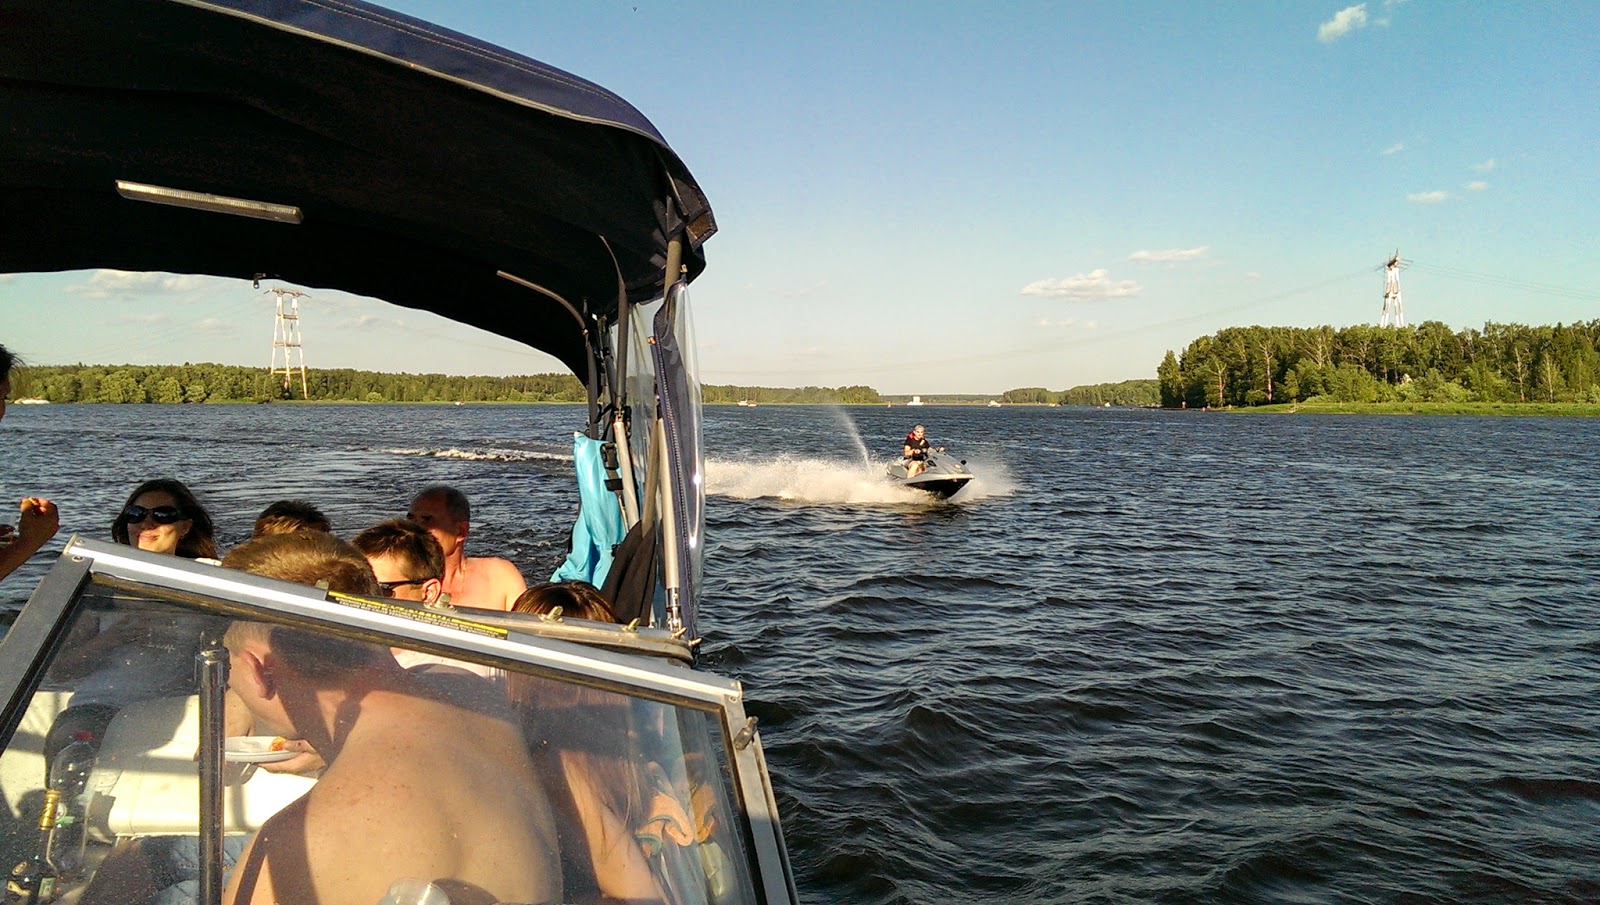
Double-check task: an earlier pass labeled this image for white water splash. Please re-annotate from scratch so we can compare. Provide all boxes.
[383,446,572,463]
[706,455,1015,505]
[826,405,873,468]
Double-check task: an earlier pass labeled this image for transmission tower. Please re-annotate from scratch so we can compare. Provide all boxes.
[268,288,309,399]
[1380,250,1408,327]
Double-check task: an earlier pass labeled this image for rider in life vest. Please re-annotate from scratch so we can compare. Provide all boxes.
[902,424,931,478]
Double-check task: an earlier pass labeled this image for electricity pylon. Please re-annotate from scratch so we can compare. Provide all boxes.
[1380,250,1407,327]
[268,288,309,399]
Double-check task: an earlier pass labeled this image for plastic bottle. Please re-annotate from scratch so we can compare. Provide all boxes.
[45,732,96,878]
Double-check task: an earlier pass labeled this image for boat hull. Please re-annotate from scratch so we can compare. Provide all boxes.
[886,453,975,499]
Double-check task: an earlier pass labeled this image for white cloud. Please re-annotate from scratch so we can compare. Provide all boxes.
[1036,316,1080,329]
[1318,4,1368,42]
[1244,272,1262,281]
[1407,190,1450,203]
[1381,142,1405,156]
[0,274,15,284]
[193,317,231,335]
[1128,246,1209,264]
[1471,158,1496,173]
[64,269,220,299]
[1020,269,1141,301]
[1464,181,1488,192]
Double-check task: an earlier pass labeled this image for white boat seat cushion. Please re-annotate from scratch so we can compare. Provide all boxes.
[93,695,314,839]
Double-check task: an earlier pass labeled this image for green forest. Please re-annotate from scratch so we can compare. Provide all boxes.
[1157,321,1600,409]
[998,380,1160,407]
[5,363,895,406]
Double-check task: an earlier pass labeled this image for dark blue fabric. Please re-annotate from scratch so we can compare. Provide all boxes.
[198,0,668,144]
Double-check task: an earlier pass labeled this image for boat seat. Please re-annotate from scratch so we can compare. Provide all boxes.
[91,695,315,840]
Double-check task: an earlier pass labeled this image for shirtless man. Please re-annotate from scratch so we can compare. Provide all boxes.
[407,485,526,610]
[220,532,561,905]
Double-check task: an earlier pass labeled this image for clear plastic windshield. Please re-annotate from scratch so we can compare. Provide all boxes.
[0,571,769,905]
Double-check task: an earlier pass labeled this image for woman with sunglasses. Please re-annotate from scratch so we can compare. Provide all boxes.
[110,478,217,560]
[43,480,219,763]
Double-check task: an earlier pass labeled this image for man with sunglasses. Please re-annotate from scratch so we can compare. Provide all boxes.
[351,518,445,606]
[406,485,526,611]
[352,519,500,682]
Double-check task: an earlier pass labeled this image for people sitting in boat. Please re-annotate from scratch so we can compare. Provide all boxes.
[44,479,218,761]
[0,341,62,585]
[220,532,563,905]
[250,498,332,537]
[408,484,527,611]
[902,424,931,479]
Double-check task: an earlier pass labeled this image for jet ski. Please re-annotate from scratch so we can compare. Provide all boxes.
[887,448,975,498]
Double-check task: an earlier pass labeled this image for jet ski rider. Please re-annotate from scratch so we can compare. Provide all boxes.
[902,424,931,478]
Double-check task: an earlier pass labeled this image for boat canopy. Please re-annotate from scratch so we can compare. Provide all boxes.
[0,0,716,376]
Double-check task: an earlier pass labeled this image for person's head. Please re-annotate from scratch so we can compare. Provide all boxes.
[221,531,381,597]
[406,485,471,559]
[0,342,16,423]
[251,500,332,538]
[351,518,445,604]
[111,479,216,559]
[912,425,925,437]
[221,532,393,728]
[512,581,620,623]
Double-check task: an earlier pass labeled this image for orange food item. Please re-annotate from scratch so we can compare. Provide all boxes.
[269,737,288,752]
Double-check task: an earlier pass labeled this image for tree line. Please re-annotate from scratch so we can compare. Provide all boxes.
[5,363,898,406]
[999,380,1160,406]
[1156,321,1600,409]
[7,363,589,403]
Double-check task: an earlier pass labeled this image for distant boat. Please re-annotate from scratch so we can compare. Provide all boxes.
[14,398,48,405]
[907,395,924,406]
[987,400,1002,407]
[737,399,758,407]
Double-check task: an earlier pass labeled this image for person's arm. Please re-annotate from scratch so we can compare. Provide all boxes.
[0,496,59,582]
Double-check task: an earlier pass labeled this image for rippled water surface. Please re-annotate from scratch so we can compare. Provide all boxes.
[3,403,1597,903]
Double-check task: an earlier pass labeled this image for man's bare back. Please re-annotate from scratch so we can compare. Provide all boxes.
[225,679,561,905]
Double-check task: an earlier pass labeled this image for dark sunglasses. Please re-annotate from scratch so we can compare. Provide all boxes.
[123,504,185,525]
[377,577,436,595]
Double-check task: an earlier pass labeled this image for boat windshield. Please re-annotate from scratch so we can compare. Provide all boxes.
[0,547,778,905]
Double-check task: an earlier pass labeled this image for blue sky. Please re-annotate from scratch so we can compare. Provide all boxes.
[3,1,1596,394]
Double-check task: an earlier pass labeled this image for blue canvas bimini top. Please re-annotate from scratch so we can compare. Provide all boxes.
[0,0,715,376]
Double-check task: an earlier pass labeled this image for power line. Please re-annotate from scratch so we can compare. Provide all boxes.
[1407,261,1600,302]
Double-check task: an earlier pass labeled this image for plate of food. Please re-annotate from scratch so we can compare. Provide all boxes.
[224,736,296,764]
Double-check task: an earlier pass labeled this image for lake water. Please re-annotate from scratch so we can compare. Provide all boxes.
[2,403,1596,904]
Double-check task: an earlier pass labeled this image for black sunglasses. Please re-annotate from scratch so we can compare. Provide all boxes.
[377,577,436,595]
[123,504,186,525]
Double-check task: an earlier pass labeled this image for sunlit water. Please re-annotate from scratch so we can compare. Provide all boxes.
[2,403,1596,904]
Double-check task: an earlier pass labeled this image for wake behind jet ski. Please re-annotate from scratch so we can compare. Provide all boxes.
[888,425,974,498]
